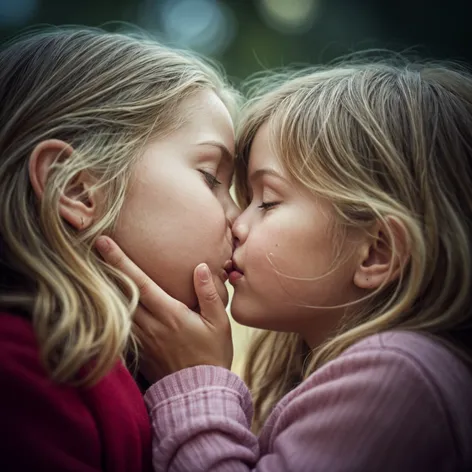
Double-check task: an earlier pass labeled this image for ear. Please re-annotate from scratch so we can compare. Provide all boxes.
[353,216,410,290]
[29,139,98,230]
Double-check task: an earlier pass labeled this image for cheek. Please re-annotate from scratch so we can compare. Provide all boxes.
[244,223,339,302]
[113,179,230,307]
[245,232,277,276]
[245,225,308,280]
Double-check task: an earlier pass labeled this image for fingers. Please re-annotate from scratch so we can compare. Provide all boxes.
[193,263,228,326]
[132,306,151,333]
[96,236,179,317]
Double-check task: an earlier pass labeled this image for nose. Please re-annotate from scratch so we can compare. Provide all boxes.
[226,198,241,227]
[224,194,242,249]
[231,212,248,248]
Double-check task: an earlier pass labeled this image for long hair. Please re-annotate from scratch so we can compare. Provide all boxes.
[235,60,472,431]
[0,27,238,385]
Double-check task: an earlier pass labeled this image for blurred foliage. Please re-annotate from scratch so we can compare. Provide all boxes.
[0,0,471,82]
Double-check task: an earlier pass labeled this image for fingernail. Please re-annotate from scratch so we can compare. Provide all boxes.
[197,263,210,282]
[96,237,109,253]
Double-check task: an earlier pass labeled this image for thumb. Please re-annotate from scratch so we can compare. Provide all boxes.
[193,263,227,326]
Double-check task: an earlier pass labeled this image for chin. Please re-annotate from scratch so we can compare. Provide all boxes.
[229,294,277,329]
[230,297,257,327]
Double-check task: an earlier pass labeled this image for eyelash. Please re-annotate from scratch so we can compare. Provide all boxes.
[199,170,222,190]
[257,201,280,211]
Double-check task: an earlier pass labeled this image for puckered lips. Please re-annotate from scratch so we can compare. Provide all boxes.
[224,259,244,285]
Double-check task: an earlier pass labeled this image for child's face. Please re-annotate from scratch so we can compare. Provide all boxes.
[113,90,238,310]
[230,123,362,347]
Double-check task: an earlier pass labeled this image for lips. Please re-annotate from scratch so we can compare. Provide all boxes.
[219,269,229,283]
[217,256,244,284]
[224,260,234,274]
[224,259,243,274]
[225,258,244,285]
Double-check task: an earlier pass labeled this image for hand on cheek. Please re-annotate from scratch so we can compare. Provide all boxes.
[95,236,233,384]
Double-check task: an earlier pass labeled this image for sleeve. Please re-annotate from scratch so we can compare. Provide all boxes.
[145,347,456,472]
[0,320,103,472]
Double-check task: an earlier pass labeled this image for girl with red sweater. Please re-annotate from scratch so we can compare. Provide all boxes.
[0,27,238,471]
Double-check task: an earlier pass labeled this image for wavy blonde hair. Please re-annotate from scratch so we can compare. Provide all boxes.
[235,59,472,431]
[0,27,238,386]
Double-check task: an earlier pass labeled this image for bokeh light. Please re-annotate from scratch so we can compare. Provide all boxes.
[140,0,236,56]
[257,0,321,34]
[0,0,37,27]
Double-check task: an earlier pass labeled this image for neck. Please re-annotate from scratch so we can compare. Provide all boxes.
[300,307,346,350]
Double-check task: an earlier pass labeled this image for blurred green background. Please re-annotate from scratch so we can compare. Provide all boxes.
[1,0,471,83]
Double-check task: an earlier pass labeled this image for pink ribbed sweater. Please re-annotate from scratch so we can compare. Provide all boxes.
[145,331,472,471]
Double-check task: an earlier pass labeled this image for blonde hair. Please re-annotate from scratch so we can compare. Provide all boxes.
[0,27,238,385]
[236,59,472,431]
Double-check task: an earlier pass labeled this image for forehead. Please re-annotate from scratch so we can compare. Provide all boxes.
[182,90,235,151]
[247,122,284,174]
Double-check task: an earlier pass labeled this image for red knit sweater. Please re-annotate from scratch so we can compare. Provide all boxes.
[0,312,152,472]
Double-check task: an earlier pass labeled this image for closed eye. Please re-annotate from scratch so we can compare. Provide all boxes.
[199,170,222,190]
[257,201,280,211]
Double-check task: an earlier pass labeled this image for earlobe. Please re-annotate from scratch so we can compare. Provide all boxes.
[29,139,98,230]
[353,260,393,290]
[59,175,97,230]
[58,203,94,230]
[353,217,410,290]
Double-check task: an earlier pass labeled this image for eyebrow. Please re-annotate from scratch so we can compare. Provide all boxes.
[248,167,287,183]
[197,140,234,164]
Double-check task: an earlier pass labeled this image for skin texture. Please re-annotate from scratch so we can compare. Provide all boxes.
[230,123,364,347]
[113,90,239,310]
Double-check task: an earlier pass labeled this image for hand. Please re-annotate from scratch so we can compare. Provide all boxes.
[95,236,234,384]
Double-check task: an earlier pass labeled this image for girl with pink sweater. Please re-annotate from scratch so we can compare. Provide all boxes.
[98,61,472,471]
